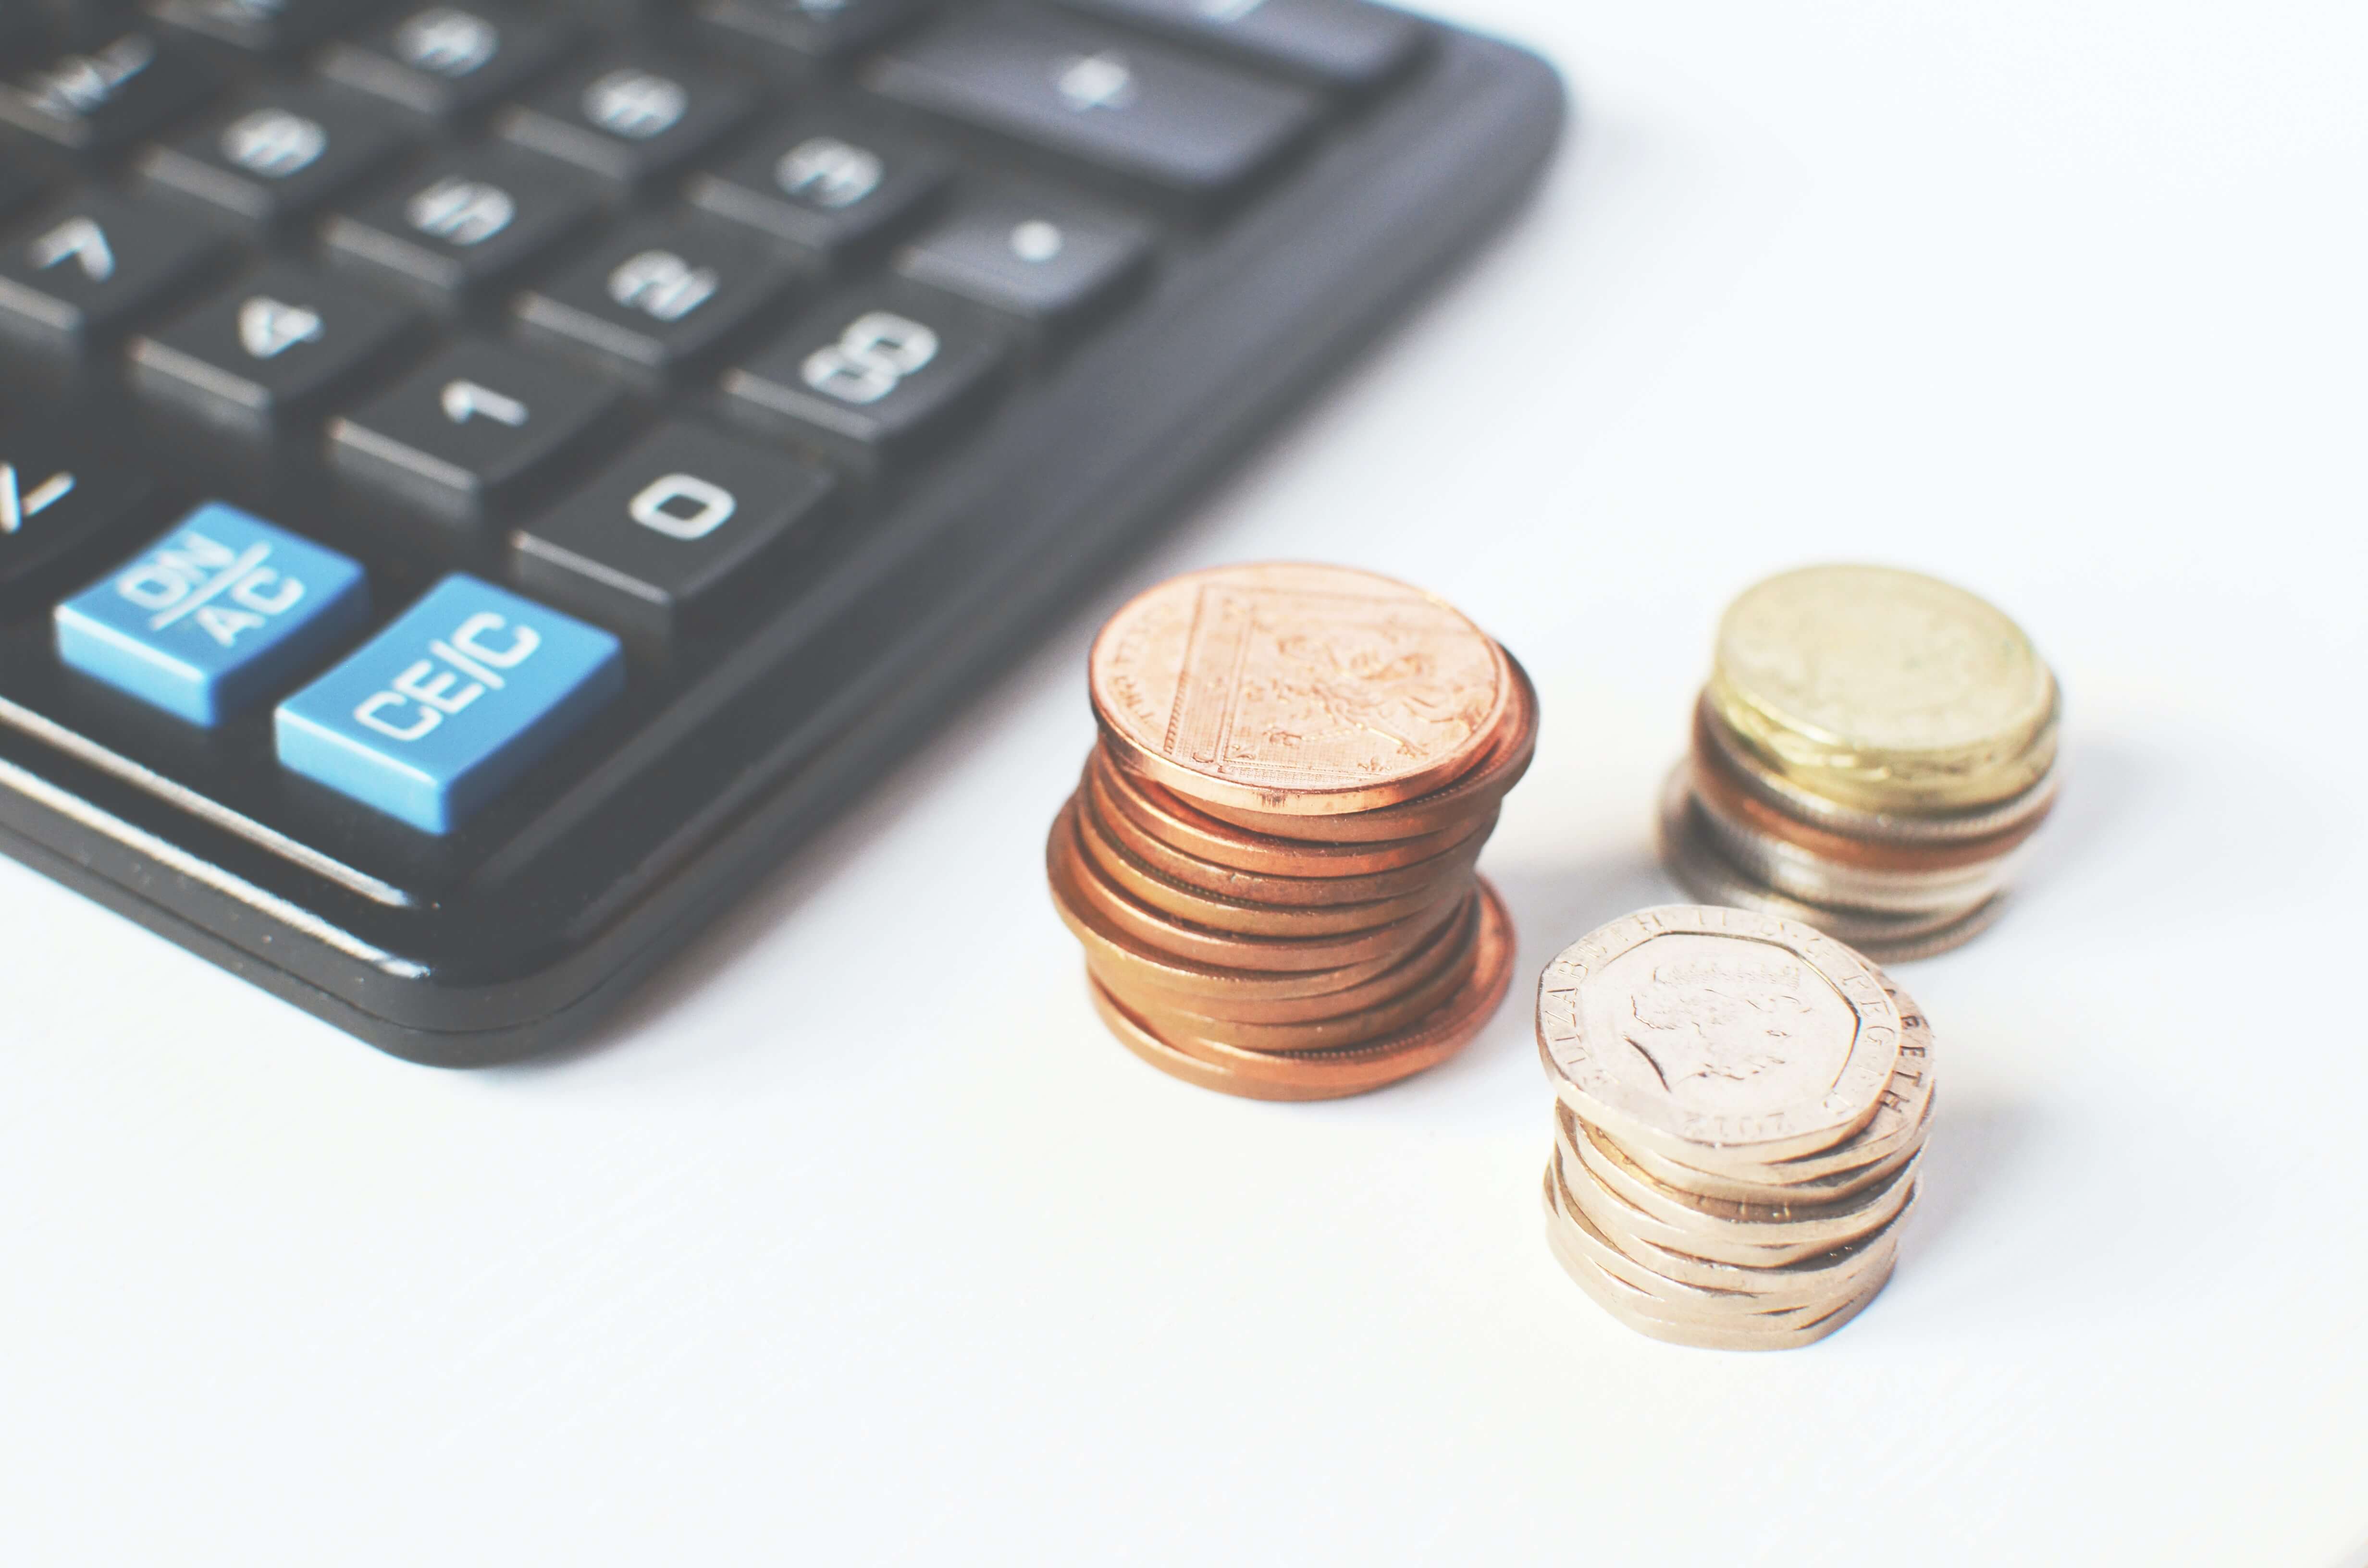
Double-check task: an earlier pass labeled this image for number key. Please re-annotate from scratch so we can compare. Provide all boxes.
[321,147,598,312]
[689,0,932,68]
[138,85,415,228]
[328,341,625,523]
[511,216,796,382]
[0,192,226,356]
[497,51,751,191]
[511,421,835,642]
[129,262,419,439]
[720,285,1004,476]
[686,116,948,268]
[320,3,579,122]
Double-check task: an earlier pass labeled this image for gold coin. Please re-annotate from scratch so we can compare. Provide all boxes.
[1711,564,2057,811]
[1084,750,1490,904]
[1089,562,1512,816]
[1552,1139,1850,1270]
[1052,798,1462,972]
[1085,879,1516,1102]
[1072,781,1461,936]
[1184,650,1538,844]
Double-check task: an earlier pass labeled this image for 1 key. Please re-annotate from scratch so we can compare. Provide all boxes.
[328,340,625,524]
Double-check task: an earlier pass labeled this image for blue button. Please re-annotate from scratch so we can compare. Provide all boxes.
[273,575,623,834]
[53,504,370,726]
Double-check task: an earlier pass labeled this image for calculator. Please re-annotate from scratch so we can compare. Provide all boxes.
[0,0,1562,1064]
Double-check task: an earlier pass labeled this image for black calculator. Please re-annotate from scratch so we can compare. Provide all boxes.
[0,0,1562,1064]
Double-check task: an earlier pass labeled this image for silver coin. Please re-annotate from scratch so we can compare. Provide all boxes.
[1697,692,2060,846]
[1564,1113,1920,1252]
[1534,903,1902,1169]
[1588,965,1936,1191]
[1687,766,2022,915]
[1542,1159,1902,1312]
[1545,1207,1895,1350]
[1657,772,2008,962]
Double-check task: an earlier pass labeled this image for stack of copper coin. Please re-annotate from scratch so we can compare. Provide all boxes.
[1662,564,2061,962]
[1048,563,1533,1101]
[1536,906,1935,1350]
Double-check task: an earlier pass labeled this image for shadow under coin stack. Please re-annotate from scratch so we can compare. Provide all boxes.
[1536,906,1934,1350]
[1662,565,2061,963]
[1049,564,1534,1101]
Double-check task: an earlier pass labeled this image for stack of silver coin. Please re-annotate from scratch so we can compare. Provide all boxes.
[1661,564,2061,963]
[1536,906,1934,1350]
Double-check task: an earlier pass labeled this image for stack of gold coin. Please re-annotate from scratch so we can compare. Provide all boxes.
[1048,563,1533,1101]
[1661,564,2062,962]
[1535,906,1934,1350]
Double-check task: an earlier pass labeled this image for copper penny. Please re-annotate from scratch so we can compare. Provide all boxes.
[1088,562,1513,816]
[1085,751,1489,905]
[1180,650,1538,845]
[1085,879,1516,1101]
[1073,781,1460,936]
[1089,745,1496,876]
[1048,807,1460,996]
[1108,901,1482,1054]
[1088,894,1482,1024]
[1051,797,1460,972]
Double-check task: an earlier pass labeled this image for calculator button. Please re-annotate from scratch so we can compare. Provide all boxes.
[862,8,1320,201]
[511,215,796,381]
[0,420,155,608]
[137,85,413,228]
[511,420,834,641]
[321,147,597,312]
[1052,0,1425,90]
[274,573,623,833]
[328,340,625,522]
[318,2,578,120]
[893,192,1149,333]
[496,51,750,190]
[0,33,219,154]
[684,118,947,267]
[720,285,1004,474]
[0,192,225,354]
[688,0,930,68]
[146,0,375,54]
[54,503,370,725]
[129,262,418,438]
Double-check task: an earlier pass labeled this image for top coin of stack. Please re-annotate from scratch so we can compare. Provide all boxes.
[1536,905,1935,1350]
[1048,563,1533,1101]
[1661,564,2061,962]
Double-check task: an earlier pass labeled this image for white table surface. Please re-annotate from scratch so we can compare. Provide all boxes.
[5,2,2365,1562]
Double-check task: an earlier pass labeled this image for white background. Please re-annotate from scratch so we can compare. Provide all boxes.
[4,0,2365,1562]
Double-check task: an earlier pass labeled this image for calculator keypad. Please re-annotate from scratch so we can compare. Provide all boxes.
[0,0,1419,862]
